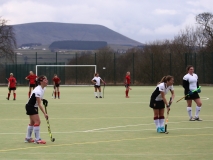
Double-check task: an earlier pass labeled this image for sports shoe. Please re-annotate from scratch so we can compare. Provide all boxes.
[58,97,60,99]
[99,96,102,98]
[34,139,46,144]
[25,138,34,143]
[194,117,202,121]
[95,96,98,98]
[13,98,16,100]
[157,127,161,133]
[126,96,129,98]
[160,127,165,133]
[6,98,9,100]
[189,117,195,121]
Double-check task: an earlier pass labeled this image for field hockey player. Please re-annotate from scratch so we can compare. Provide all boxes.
[149,75,175,133]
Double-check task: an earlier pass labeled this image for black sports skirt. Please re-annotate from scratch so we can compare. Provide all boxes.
[149,99,165,109]
[185,92,200,100]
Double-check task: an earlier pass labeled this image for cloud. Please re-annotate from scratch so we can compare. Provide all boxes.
[0,0,212,43]
[154,9,177,15]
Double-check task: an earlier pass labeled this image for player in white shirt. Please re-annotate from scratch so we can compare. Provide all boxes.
[149,75,175,133]
[91,73,106,98]
[183,65,202,121]
[25,75,48,144]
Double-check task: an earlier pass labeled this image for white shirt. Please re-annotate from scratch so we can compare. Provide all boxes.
[183,73,198,91]
[92,77,102,86]
[151,83,174,101]
[27,85,45,108]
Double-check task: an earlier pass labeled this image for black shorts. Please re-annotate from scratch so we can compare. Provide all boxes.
[25,104,38,115]
[125,84,130,88]
[9,87,16,90]
[29,84,36,88]
[149,99,165,109]
[185,91,200,100]
[55,84,60,87]
[94,85,100,88]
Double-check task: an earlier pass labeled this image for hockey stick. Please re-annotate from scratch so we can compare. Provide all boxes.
[103,83,105,98]
[44,105,55,142]
[164,97,172,134]
[176,86,201,103]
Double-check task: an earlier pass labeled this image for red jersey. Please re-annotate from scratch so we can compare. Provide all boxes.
[8,77,16,88]
[53,77,60,84]
[27,74,38,84]
[126,75,131,84]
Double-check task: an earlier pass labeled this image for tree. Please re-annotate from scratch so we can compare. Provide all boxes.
[0,17,17,62]
[196,12,213,40]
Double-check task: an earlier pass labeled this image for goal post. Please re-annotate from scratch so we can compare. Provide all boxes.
[36,65,97,86]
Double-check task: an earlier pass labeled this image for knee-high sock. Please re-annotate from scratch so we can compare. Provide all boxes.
[7,93,10,99]
[159,116,165,127]
[195,106,201,118]
[125,90,128,96]
[54,92,56,98]
[33,124,40,141]
[58,92,60,98]
[13,93,16,99]
[26,124,33,139]
[28,92,31,98]
[187,107,192,118]
[154,117,159,129]
[94,92,97,97]
[99,92,102,97]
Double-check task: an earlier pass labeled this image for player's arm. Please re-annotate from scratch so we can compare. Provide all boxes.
[100,78,105,84]
[91,79,96,84]
[25,76,29,80]
[160,91,169,107]
[36,97,48,119]
[170,89,175,104]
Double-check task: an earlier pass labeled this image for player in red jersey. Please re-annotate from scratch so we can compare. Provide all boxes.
[6,73,17,100]
[52,74,61,99]
[25,71,38,98]
[125,71,132,98]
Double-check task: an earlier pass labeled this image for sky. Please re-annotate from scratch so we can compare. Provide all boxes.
[0,0,213,43]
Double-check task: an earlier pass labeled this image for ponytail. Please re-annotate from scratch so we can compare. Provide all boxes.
[158,75,173,84]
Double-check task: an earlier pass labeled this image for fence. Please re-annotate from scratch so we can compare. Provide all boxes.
[1,51,213,85]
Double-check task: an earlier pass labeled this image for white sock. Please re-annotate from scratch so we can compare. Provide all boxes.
[154,119,159,129]
[159,118,165,127]
[26,125,33,139]
[33,125,40,141]
[94,92,97,97]
[187,107,192,118]
[195,106,201,118]
[99,92,102,97]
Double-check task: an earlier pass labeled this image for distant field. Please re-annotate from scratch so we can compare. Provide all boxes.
[0,86,213,160]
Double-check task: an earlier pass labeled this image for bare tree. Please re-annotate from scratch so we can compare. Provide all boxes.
[196,12,213,40]
[0,17,17,62]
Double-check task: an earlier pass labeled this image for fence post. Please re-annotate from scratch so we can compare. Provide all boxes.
[56,52,58,74]
[185,53,187,67]
[36,52,37,65]
[94,53,96,65]
[169,53,171,75]
[151,53,154,83]
[76,52,77,85]
[132,52,134,84]
[194,53,196,72]
[114,52,116,85]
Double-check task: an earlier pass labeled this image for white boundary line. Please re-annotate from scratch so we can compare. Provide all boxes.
[0,120,213,135]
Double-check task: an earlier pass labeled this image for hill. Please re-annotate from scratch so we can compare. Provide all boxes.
[12,22,142,46]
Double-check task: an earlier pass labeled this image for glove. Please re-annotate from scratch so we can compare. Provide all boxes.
[43,99,48,107]
[188,91,193,96]
[197,88,201,93]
